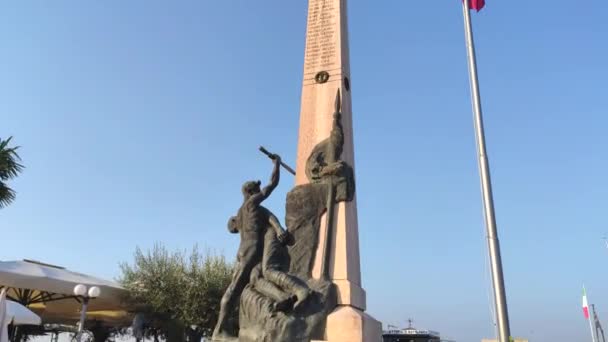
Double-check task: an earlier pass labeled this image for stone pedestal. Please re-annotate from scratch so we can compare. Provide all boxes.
[295,0,381,341]
[326,307,382,342]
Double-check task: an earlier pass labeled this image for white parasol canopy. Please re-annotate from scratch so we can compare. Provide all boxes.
[0,296,42,342]
[4,301,41,325]
[0,260,131,325]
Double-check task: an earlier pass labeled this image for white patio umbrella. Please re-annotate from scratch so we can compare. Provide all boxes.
[5,301,41,326]
[0,260,131,326]
[0,298,41,342]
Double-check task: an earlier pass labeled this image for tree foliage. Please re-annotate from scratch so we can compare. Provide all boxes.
[0,136,24,208]
[119,244,233,342]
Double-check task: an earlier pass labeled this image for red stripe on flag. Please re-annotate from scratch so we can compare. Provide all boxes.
[584,307,590,319]
[465,0,486,11]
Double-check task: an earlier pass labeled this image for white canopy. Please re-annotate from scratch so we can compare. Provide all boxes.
[0,260,131,325]
[0,297,41,342]
[5,301,41,326]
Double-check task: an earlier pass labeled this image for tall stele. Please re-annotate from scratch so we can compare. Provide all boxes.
[295,0,381,340]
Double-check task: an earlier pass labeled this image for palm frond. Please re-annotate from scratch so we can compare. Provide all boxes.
[0,136,24,181]
[0,181,16,208]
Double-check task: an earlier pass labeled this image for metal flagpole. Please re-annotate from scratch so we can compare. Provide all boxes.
[591,312,598,342]
[592,304,604,342]
[461,1,512,342]
[586,286,597,342]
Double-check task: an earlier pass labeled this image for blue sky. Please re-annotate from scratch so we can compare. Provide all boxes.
[1,1,607,341]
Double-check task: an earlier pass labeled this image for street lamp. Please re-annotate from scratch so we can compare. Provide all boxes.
[73,284,101,342]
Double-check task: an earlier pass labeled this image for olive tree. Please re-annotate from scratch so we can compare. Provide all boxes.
[119,244,233,342]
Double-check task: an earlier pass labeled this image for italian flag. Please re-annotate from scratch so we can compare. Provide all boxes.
[583,287,590,319]
[463,0,486,11]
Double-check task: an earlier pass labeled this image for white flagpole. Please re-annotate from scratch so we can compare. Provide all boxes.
[585,286,597,342]
[591,312,598,342]
[461,2,512,342]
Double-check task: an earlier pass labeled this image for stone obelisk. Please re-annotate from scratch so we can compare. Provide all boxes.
[295,0,382,341]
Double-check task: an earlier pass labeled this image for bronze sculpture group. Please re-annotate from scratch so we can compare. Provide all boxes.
[212,90,355,342]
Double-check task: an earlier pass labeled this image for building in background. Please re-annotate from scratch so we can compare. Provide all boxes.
[382,320,443,342]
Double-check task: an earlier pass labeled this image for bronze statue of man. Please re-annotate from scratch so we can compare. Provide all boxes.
[212,154,289,341]
[249,216,312,313]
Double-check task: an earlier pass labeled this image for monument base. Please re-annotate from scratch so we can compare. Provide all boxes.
[325,306,382,342]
